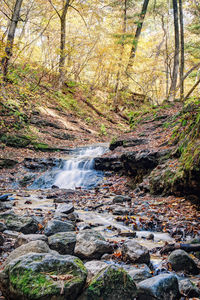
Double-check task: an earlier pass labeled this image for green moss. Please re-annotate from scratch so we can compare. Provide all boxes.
[74,258,87,273]
[10,269,58,298]
[86,266,136,300]
[0,134,31,148]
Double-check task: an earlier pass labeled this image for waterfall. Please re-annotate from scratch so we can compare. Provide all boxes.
[53,146,106,189]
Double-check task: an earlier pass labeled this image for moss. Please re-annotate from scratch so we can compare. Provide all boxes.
[86,266,136,300]
[0,134,31,148]
[74,258,87,274]
[10,269,58,298]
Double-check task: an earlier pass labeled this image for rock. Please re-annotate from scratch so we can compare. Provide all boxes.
[113,195,131,204]
[137,274,180,300]
[109,138,148,150]
[0,201,13,210]
[3,230,20,239]
[54,212,77,223]
[14,233,48,248]
[48,232,76,255]
[0,234,4,246]
[80,265,137,300]
[0,253,87,300]
[0,222,6,232]
[56,203,74,214]
[75,229,113,259]
[122,240,150,264]
[168,249,199,274]
[125,264,152,282]
[3,240,52,267]
[94,155,123,172]
[5,214,38,234]
[118,231,136,238]
[44,219,75,236]
[84,260,108,281]
[0,194,12,201]
[113,207,132,215]
[0,158,18,169]
[178,278,200,298]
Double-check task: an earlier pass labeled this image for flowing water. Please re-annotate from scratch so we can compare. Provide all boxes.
[53,145,106,189]
[30,145,107,189]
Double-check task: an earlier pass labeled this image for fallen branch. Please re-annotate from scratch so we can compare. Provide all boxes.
[79,96,117,124]
[160,243,200,255]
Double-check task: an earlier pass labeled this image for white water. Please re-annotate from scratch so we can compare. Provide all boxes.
[54,146,106,189]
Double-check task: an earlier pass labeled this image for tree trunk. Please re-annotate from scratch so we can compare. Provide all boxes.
[114,0,127,111]
[183,77,200,101]
[179,0,184,100]
[168,0,179,101]
[1,0,23,80]
[58,0,70,88]
[126,0,150,75]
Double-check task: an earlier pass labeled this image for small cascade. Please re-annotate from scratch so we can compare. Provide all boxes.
[53,145,106,189]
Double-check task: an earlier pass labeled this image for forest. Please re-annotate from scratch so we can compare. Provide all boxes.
[0,0,200,300]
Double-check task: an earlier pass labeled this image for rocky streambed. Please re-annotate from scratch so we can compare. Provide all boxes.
[0,141,200,300]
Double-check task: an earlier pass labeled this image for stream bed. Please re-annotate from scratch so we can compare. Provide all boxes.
[0,144,200,299]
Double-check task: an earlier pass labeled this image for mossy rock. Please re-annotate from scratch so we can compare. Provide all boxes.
[82,265,137,300]
[0,253,87,300]
[5,214,38,234]
[0,134,31,148]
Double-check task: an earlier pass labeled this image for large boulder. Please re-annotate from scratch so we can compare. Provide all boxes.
[137,274,180,300]
[75,229,113,260]
[0,253,87,300]
[5,214,38,234]
[168,249,199,275]
[122,240,150,264]
[48,232,76,255]
[3,240,51,267]
[80,265,137,300]
[44,219,75,236]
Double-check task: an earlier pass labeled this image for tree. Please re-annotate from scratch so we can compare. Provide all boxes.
[179,0,184,100]
[48,0,71,88]
[1,0,24,80]
[168,0,179,101]
[126,0,150,75]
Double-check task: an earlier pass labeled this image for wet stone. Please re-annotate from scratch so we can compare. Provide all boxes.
[48,232,76,255]
[3,240,52,267]
[84,260,108,282]
[5,215,38,234]
[56,203,74,214]
[125,264,152,282]
[44,219,75,236]
[113,195,131,204]
[178,278,200,298]
[112,207,133,216]
[14,233,48,248]
[122,240,150,264]
[137,274,180,300]
[75,229,113,260]
[168,249,199,275]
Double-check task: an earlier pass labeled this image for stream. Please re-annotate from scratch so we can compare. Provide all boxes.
[1,144,200,298]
